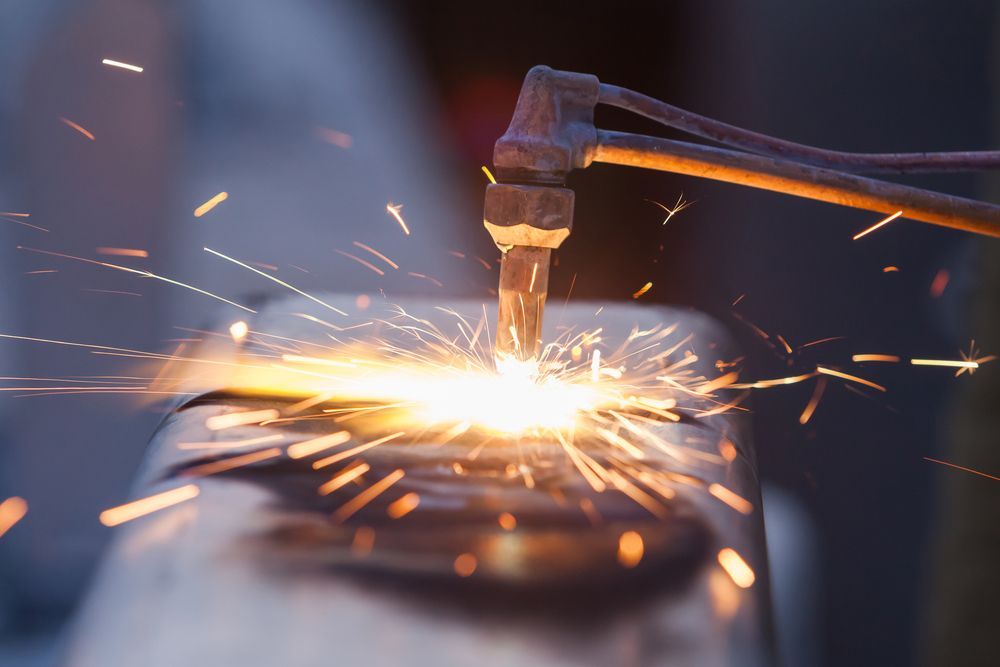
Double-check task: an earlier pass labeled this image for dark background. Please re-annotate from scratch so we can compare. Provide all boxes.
[397,1,997,664]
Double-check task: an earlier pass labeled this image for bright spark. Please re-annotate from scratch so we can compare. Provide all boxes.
[647,193,695,225]
[386,202,410,235]
[0,497,28,538]
[101,58,144,73]
[481,166,497,184]
[852,210,903,240]
[717,548,755,588]
[617,531,644,568]
[910,358,979,369]
[19,246,255,313]
[194,192,228,217]
[229,320,249,342]
[632,282,653,299]
[96,247,148,258]
[59,117,95,141]
[99,485,198,527]
[852,354,900,363]
[205,247,346,316]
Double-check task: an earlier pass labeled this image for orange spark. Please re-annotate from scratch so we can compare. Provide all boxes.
[852,354,900,363]
[923,456,999,482]
[313,126,353,148]
[852,210,903,240]
[0,497,28,538]
[453,552,477,577]
[318,463,370,496]
[101,58,143,73]
[385,202,410,235]
[228,320,248,342]
[930,269,950,298]
[313,432,405,469]
[335,249,384,276]
[194,192,228,217]
[287,430,352,459]
[351,526,375,556]
[732,372,815,389]
[0,212,30,217]
[352,241,399,270]
[332,469,405,522]
[708,484,754,515]
[386,492,420,519]
[407,272,443,287]
[718,548,755,588]
[883,266,899,273]
[498,512,517,531]
[816,366,886,392]
[205,408,280,430]
[178,434,284,451]
[632,281,653,299]
[798,376,827,425]
[59,117,95,141]
[95,247,148,258]
[481,166,497,184]
[617,530,644,568]
[182,448,281,478]
[99,485,198,527]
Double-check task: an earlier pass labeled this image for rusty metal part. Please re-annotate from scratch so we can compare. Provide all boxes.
[598,83,1000,174]
[492,65,599,183]
[495,246,551,359]
[483,183,574,248]
[594,130,1000,237]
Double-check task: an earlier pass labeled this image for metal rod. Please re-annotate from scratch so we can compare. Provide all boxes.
[594,130,1000,238]
[599,83,1000,175]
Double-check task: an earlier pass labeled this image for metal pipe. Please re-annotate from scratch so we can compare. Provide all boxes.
[594,130,1000,237]
[599,83,1000,174]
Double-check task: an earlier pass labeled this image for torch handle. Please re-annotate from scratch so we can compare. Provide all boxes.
[594,130,1000,238]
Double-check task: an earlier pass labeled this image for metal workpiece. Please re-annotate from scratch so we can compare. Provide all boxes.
[491,65,599,183]
[66,296,772,667]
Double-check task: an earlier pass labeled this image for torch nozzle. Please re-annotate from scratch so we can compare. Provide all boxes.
[495,246,552,360]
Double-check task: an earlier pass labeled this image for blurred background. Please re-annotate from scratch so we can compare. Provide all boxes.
[0,1,997,665]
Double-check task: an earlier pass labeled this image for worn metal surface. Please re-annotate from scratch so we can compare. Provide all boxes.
[491,65,599,184]
[65,296,773,667]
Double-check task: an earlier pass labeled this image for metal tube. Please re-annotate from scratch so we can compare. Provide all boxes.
[594,130,1000,237]
[495,246,551,359]
[599,83,1000,174]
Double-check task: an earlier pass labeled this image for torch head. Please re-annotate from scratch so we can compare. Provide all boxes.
[484,66,600,360]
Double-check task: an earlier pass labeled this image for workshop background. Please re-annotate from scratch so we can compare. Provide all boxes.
[0,1,997,665]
